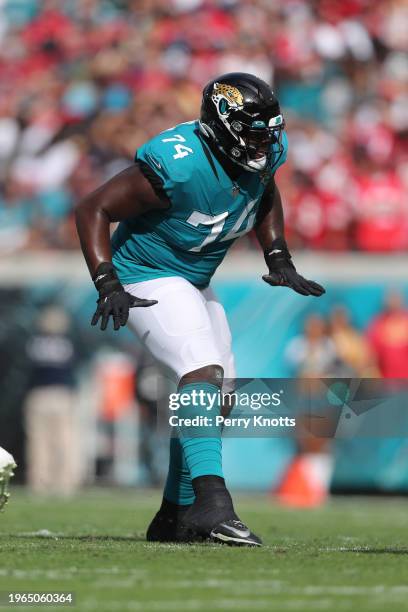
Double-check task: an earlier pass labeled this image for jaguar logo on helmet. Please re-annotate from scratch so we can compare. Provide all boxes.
[211,83,244,117]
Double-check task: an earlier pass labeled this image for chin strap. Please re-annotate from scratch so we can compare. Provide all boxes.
[247,157,267,172]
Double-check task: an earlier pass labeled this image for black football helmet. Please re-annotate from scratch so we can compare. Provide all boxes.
[199,72,285,173]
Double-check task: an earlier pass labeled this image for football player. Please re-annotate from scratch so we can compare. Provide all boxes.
[76,73,325,546]
[0,447,17,511]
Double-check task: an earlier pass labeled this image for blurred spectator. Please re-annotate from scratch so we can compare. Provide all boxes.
[24,305,80,495]
[0,179,33,253]
[351,149,408,252]
[285,314,339,377]
[0,0,407,253]
[135,353,169,486]
[280,314,338,508]
[94,352,136,481]
[329,306,379,376]
[366,292,408,378]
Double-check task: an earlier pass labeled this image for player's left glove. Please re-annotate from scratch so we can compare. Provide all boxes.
[92,262,157,331]
[262,237,325,297]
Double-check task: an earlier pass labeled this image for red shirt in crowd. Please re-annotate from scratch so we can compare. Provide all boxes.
[367,309,408,378]
[354,172,408,252]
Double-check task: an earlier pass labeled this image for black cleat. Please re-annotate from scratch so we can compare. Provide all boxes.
[210,519,262,546]
[182,476,263,547]
[146,498,195,543]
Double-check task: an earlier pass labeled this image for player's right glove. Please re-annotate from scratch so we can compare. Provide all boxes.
[262,237,325,297]
[92,262,157,331]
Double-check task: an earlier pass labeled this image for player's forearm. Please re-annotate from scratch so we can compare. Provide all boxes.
[259,183,325,297]
[255,183,285,251]
[75,199,112,276]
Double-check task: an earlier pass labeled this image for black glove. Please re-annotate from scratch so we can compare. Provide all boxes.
[262,238,325,297]
[91,262,157,331]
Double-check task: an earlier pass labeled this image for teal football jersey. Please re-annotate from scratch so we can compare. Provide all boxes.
[112,120,288,288]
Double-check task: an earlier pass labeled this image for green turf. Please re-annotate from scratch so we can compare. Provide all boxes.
[1,489,408,611]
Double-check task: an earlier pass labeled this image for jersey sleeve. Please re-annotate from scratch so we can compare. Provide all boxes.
[136,158,171,205]
[135,139,175,202]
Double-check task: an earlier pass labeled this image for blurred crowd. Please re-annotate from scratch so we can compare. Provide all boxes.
[286,292,408,379]
[0,0,407,255]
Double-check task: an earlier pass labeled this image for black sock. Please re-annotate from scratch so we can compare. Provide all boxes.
[160,497,192,514]
[192,475,228,498]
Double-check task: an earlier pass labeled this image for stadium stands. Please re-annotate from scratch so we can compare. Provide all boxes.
[0,0,406,254]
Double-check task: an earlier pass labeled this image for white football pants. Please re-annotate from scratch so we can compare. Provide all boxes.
[125,276,235,385]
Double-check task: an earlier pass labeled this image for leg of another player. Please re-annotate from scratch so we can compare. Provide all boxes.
[0,447,17,512]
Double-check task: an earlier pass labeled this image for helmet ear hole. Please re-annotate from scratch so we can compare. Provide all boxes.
[231,121,243,133]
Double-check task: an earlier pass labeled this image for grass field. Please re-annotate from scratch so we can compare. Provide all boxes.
[1,489,408,611]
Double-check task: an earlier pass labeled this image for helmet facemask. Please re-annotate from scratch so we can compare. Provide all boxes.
[227,113,285,172]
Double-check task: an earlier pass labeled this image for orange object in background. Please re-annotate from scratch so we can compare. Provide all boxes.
[97,354,136,421]
[274,454,333,509]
